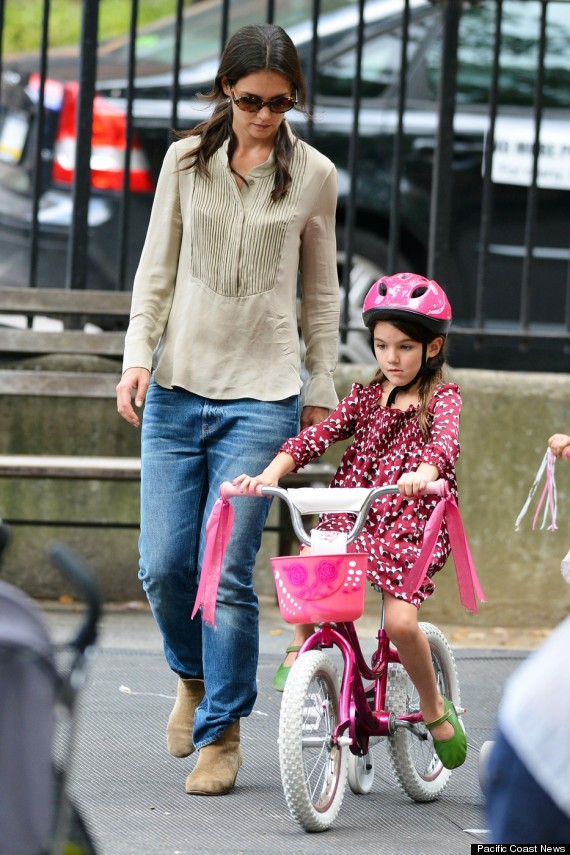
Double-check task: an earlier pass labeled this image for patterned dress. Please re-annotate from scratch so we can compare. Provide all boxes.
[280,381,462,607]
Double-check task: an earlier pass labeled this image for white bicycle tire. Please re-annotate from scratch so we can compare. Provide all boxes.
[386,622,461,801]
[278,649,348,832]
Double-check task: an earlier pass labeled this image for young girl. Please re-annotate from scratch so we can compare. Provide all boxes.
[235,271,467,770]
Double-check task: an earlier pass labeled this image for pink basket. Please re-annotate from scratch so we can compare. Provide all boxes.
[270,553,369,624]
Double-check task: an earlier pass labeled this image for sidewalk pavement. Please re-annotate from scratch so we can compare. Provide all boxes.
[41,599,533,855]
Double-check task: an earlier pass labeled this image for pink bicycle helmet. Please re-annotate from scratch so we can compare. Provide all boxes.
[362,272,452,336]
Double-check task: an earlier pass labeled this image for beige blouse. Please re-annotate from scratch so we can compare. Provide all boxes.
[123,127,340,409]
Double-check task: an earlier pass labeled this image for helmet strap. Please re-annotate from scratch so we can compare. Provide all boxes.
[386,342,428,408]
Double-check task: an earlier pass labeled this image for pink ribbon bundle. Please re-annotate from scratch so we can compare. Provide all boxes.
[191,494,234,628]
[401,485,486,613]
[514,449,558,532]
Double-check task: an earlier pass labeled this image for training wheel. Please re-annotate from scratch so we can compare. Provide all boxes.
[478,740,495,791]
[347,749,375,794]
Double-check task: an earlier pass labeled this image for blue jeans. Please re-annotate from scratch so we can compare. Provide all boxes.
[485,728,570,843]
[139,381,300,748]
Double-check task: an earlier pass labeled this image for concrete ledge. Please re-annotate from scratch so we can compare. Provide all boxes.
[0,362,569,627]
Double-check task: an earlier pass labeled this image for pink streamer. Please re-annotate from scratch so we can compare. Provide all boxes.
[401,492,485,613]
[191,496,234,628]
[531,451,557,531]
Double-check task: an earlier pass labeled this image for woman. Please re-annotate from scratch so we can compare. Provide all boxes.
[116,23,340,796]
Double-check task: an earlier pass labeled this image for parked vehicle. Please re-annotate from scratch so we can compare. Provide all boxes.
[0,0,569,369]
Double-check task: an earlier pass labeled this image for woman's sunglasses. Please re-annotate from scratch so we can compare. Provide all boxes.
[229,87,297,114]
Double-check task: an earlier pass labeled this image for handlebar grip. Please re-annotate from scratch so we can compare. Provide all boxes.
[423,479,449,497]
[220,481,264,499]
[566,448,570,461]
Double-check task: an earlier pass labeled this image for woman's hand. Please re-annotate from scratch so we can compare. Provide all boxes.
[548,433,570,461]
[116,367,151,428]
[301,406,329,429]
[397,463,439,497]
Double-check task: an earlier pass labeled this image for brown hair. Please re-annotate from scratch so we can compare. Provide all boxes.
[177,23,307,202]
[369,318,448,439]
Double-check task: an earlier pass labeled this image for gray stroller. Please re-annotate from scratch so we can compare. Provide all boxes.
[0,524,102,855]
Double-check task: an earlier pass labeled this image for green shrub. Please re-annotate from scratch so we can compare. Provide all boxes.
[3,0,183,53]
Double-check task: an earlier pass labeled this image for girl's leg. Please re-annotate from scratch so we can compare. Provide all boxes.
[383,595,454,742]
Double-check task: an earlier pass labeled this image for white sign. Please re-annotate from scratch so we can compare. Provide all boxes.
[486,118,570,190]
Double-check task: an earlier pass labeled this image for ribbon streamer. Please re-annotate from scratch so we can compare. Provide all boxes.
[191,496,234,628]
[514,449,558,532]
[401,489,485,613]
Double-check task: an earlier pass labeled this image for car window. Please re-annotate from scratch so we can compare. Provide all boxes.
[315,13,437,99]
[101,0,359,69]
[423,0,570,108]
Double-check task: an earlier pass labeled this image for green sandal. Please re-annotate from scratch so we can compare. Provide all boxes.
[272,645,301,693]
[425,696,467,769]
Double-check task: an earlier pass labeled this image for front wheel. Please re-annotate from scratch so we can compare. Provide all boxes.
[278,650,348,832]
[386,622,462,802]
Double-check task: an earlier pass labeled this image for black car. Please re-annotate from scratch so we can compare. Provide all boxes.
[0,0,569,369]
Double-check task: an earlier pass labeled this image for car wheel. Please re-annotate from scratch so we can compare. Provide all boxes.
[336,229,412,364]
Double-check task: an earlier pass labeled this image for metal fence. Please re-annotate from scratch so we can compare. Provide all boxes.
[0,0,569,371]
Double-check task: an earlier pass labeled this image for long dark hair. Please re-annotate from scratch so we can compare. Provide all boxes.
[177,23,307,202]
[369,318,448,439]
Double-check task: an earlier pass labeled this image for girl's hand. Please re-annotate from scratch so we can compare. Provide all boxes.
[548,433,570,461]
[232,473,276,496]
[233,452,296,494]
[397,464,439,497]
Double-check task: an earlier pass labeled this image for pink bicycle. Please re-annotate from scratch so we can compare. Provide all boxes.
[220,481,465,833]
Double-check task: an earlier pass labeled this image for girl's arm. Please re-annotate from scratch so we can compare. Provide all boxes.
[421,384,462,479]
[234,383,365,493]
[233,452,296,494]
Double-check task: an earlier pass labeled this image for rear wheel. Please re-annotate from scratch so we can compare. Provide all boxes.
[386,623,462,801]
[278,650,348,832]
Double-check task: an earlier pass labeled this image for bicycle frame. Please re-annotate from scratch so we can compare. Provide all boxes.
[219,480,449,747]
[299,615,424,756]
[218,479,464,830]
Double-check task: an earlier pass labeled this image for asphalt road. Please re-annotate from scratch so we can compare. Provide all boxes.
[38,604,527,855]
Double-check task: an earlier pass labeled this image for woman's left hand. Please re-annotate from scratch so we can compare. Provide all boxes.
[301,406,329,429]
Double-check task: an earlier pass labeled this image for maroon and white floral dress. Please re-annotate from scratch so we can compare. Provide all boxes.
[280,381,462,607]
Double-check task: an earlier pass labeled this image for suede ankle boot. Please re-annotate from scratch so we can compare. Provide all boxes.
[185,720,242,796]
[166,677,205,758]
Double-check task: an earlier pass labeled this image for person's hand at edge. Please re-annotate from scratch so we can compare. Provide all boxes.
[548,433,570,462]
[116,367,151,428]
[301,406,329,429]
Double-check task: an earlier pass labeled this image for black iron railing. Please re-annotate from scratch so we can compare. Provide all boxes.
[0,0,568,371]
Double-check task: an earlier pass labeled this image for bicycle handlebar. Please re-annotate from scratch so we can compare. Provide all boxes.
[220,479,449,547]
[220,479,448,501]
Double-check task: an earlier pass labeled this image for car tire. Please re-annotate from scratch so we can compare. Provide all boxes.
[335,228,413,364]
